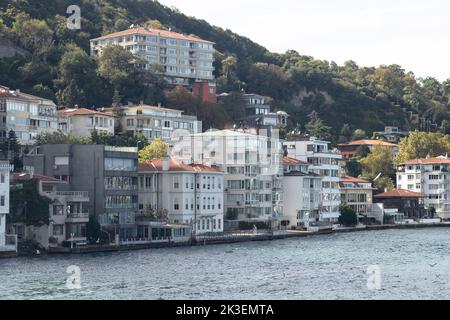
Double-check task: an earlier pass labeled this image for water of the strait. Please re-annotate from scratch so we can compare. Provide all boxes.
[1,228,450,300]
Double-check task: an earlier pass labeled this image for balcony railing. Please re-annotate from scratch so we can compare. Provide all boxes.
[67,212,89,219]
[55,191,89,198]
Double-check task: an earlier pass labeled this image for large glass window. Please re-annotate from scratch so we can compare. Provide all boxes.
[104,158,136,171]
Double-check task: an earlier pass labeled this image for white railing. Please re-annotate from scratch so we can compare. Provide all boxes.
[56,191,89,198]
[104,146,138,153]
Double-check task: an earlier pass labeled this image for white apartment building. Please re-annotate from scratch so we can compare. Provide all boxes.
[397,157,450,219]
[103,104,201,143]
[172,129,282,223]
[58,107,115,137]
[284,138,343,222]
[0,161,13,253]
[138,157,224,234]
[90,26,215,86]
[282,156,323,228]
[0,86,59,144]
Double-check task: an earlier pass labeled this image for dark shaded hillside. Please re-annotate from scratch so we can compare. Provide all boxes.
[0,0,449,140]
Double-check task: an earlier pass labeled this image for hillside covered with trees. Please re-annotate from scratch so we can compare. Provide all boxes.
[1,0,450,143]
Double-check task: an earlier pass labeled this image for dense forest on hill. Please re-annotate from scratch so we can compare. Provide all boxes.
[1,0,450,142]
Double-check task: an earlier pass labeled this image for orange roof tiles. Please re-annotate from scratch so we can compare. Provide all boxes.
[402,157,450,165]
[374,189,424,198]
[282,156,308,165]
[58,107,114,117]
[340,176,370,184]
[91,27,214,44]
[11,172,67,183]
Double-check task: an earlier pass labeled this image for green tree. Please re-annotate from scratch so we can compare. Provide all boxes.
[360,146,394,179]
[35,131,91,145]
[97,45,136,92]
[55,44,105,107]
[356,145,371,158]
[340,123,352,142]
[338,203,358,227]
[352,129,367,140]
[86,215,101,244]
[345,158,362,177]
[305,111,332,141]
[139,138,168,162]
[373,176,395,193]
[12,13,53,60]
[9,180,52,227]
[396,131,450,164]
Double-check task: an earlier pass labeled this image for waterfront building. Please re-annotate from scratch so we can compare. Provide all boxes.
[339,176,374,216]
[58,107,115,137]
[0,161,14,253]
[172,129,283,224]
[102,104,201,143]
[373,189,430,222]
[90,26,216,101]
[9,172,90,248]
[372,126,409,144]
[23,144,139,240]
[138,156,224,235]
[337,139,399,160]
[396,157,450,219]
[282,156,323,228]
[284,138,343,222]
[0,85,59,145]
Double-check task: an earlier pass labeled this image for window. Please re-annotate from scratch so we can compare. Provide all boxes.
[53,225,64,236]
[429,175,439,180]
[407,175,414,180]
[174,199,180,211]
[54,156,69,166]
[174,177,180,189]
[164,121,170,128]
[53,205,64,216]
[0,196,4,206]
[0,174,4,183]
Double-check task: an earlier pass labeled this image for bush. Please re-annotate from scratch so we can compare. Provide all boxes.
[338,204,358,227]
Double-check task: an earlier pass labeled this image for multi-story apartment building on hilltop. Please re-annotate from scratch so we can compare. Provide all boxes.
[284,138,343,223]
[0,86,59,145]
[58,107,115,138]
[102,104,201,143]
[397,157,450,220]
[90,26,216,102]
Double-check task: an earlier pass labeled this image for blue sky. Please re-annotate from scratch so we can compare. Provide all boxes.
[159,0,450,81]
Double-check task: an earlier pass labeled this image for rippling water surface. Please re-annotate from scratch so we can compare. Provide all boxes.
[1,228,450,300]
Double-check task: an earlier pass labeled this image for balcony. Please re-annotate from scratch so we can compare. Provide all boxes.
[66,212,89,223]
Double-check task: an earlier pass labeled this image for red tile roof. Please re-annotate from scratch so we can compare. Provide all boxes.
[402,157,450,165]
[91,27,214,44]
[374,189,424,198]
[283,156,308,165]
[340,176,370,184]
[58,107,114,117]
[139,157,222,173]
[11,173,67,183]
[338,139,398,147]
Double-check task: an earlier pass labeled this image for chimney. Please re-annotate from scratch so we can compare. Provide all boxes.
[162,156,169,171]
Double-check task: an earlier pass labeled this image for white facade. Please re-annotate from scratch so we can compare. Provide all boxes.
[90,26,215,85]
[284,138,343,222]
[172,129,282,222]
[0,161,11,250]
[0,86,59,145]
[282,158,323,228]
[103,105,202,143]
[139,157,224,234]
[397,157,450,219]
[58,108,115,137]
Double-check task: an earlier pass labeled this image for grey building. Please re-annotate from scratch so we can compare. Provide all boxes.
[23,144,139,240]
